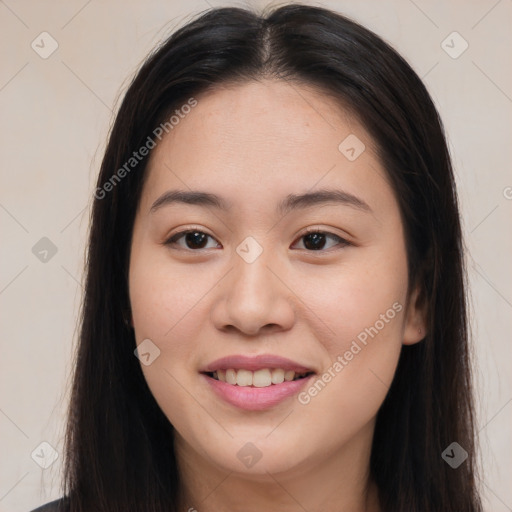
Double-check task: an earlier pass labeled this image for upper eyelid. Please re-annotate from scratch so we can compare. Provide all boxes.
[166,226,217,242]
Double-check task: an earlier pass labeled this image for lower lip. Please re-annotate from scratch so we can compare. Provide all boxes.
[202,373,314,411]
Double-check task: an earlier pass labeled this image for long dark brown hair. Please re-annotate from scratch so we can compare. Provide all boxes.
[61,4,482,511]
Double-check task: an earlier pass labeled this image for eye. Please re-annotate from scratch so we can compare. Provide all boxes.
[165,229,220,250]
[291,228,350,251]
[164,227,350,252]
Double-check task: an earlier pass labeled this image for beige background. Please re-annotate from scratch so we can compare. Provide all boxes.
[0,0,511,510]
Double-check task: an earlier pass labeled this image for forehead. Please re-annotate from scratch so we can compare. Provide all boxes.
[140,79,392,215]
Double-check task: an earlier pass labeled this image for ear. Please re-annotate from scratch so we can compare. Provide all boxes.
[402,284,428,345]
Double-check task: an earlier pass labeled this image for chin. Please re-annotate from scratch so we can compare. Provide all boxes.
[200,432,317,477]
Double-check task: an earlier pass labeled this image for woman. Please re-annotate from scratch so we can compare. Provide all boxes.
[32,4,482,511]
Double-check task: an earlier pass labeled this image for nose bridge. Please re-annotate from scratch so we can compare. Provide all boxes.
[230,238,278,307]
[212,236,295,335]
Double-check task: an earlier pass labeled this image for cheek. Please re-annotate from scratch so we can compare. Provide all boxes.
[292,245,408,430]
[128,243,226,370]
[129,245,214,341]
[129,255,217,433]
[296,242,408,351]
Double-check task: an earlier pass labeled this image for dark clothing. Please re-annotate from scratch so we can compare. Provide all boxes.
[30,497,69,512]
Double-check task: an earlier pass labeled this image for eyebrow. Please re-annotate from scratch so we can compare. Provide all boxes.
[149,188,372,215]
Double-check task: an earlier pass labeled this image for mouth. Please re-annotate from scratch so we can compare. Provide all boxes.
[203,368,315,387]
[200,354,316,410]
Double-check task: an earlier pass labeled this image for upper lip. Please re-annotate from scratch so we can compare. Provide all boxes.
[201,354,316,373]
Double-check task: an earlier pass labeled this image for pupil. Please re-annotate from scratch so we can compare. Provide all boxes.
[304,233,325,250]
[186,231,208,249]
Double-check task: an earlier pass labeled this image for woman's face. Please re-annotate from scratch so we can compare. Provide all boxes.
[129,80,424,479]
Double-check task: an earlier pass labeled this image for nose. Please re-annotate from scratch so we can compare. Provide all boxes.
[210,248,296,337]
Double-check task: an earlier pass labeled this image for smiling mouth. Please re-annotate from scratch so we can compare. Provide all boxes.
[204,368,315,387]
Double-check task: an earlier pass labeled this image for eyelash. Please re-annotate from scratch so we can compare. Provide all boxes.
[164,226,350,252]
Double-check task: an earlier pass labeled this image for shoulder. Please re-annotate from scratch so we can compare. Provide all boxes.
[30,497,69,512]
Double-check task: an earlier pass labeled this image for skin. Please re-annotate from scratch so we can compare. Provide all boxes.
[128,79,426,512]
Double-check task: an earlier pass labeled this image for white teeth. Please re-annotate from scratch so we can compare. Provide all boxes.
[253,369,272,387]
[211,368,311,387]
[236,369,253,386]
[271,368,285,384]
[225,369,237,385]
[284,370,295,381]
